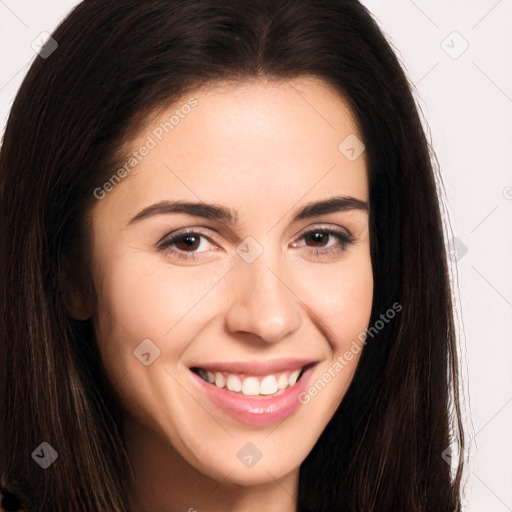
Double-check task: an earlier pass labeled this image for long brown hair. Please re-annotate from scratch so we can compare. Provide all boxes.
[0,1,465,510]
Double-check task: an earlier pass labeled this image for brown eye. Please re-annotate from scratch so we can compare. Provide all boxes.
[293,228,354,257]
[157,230,217,261]
[304,231,331,247]
[174,234,201,252]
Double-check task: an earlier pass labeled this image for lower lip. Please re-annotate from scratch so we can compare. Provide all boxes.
[190,366,315,427]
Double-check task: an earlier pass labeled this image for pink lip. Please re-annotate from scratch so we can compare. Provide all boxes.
[189,362,316,427]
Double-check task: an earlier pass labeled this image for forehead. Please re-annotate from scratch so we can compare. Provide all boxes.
[92,77,368,223]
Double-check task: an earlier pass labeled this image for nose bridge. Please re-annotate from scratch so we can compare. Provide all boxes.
[225,248,302,343]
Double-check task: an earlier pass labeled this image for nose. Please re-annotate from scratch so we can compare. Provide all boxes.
[224,254,303,344]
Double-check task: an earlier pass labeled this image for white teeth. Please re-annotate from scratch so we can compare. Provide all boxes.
[215,372,225,388]
[288,369,301,387]
[226,374,242,392]
[260,375,278,395]
[197,367,306,396]
[277,374,288,390]
[241,377,260,396]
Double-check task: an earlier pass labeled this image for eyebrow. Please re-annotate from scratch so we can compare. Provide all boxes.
[127,195,369,227]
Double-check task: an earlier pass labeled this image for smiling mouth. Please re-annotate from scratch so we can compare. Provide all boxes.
[190,364,312,397]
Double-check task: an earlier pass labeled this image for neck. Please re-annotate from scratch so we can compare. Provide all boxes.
[122,415,299,512]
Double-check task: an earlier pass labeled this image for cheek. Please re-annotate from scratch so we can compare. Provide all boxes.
[95,252,214,335]
[334,263,373,349]
[91,253,229,384]
[297,256,373,414]
[295,251,373,350]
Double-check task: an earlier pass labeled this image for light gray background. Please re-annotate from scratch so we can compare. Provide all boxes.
[1,1,511,510]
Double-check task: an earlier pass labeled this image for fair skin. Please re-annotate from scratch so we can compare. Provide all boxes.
[74,77,373,512]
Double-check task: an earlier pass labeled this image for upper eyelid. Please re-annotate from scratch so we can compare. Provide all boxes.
[291,225,353,243]
[156,226,215,245]
[158,224,353,249]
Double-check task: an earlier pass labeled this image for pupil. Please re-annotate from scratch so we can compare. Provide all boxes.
[177,235,200,251]
[308,232,327,247]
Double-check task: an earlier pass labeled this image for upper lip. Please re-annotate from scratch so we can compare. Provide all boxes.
[189,358,317,376]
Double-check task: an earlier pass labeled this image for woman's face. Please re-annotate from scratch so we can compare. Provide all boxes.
[86,77,373,486]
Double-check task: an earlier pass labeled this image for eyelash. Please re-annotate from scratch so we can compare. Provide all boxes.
[157,227,354,261]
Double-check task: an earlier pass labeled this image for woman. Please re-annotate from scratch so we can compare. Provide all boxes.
[0,1,466,510]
